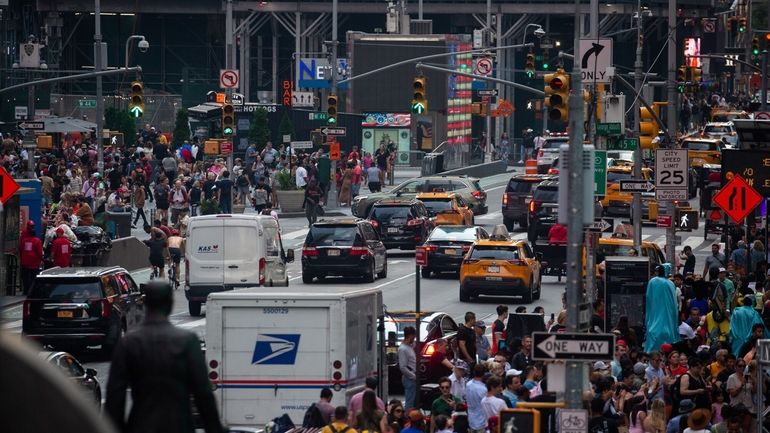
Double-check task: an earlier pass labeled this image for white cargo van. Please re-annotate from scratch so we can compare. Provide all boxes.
[205,287,386,429]
[184,214,294,316]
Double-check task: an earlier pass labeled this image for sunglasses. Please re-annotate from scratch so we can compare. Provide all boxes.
[439,386,450,390]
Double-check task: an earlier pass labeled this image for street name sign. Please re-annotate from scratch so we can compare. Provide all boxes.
[321,127,346,136]
[291,140,313,149]
[78,99,97,109]
[608,138,638,151]
[655,149,689,201]
[18,121,44,130]
[595,122,622,136]
[587,218,613,233]
[619,180,655,192]
[579,38,613,84]
[532,332,614,361]
[713,175,763,223]
[0,166,21,205]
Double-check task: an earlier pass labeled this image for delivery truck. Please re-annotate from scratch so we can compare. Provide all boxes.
[204,287,386,429]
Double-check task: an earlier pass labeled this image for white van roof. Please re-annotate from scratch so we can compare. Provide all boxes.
[188,214,264,223]
[208,286,381,301]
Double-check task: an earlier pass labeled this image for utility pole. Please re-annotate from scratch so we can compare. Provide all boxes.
[94,0,104,174]
[484,0,492,163]
[665,0,677,263]
[565,0,585,411]
[632,2,643,252]
[328,0,339,208]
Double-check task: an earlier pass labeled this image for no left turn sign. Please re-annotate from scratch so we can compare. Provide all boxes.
[475,57,493,76]
[220,69,240,89]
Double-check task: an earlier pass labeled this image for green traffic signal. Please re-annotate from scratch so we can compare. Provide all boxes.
[526,70,535,78]
[754,48,761,55]
[542,62,549,70]
[223,126,234,135]
[327,117,337,124]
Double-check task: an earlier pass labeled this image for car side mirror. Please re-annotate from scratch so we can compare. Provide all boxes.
[535,252,543,262]
[86,368,97,377]
[285,249,295,263]
[139,283,147,295]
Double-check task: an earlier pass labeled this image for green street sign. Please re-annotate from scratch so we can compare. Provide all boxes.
[608,138,639,151]
[596,122,622,136]
[128,105,143,118]
[594,150,607,196]
[78,99,97,109]
[411,101,427,114]
[309,112,328,121]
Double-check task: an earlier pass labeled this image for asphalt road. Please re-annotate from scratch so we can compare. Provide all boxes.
[0,167,727,405]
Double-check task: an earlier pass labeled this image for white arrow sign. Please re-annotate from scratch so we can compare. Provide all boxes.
[619,180,656,192]
[587,218,613,232]
[536,334,610,358]
[532,332,615,361]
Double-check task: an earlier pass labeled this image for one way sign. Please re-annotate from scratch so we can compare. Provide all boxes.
[579,38,612,84]
[532,332,614,361]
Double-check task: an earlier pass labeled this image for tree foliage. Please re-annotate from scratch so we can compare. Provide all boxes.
[171,108,191,149]
[104,107,137,145]
[249,108,271,151]
[278,112,294,143]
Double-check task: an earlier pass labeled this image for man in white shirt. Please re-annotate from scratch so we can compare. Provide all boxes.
[480,376,507,418]
[295,164,308,188]
[448,360,468,399]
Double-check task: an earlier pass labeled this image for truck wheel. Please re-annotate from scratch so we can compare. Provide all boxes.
[188,301,202,317]
[459,285,471,302]
[504,218,514,231]
[302,273,314,284]
[522,284,534,304]
[421,267,431,278]
[377,262,388,279]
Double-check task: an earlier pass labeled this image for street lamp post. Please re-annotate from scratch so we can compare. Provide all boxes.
[523,24,545,158]
[125,35,148,69]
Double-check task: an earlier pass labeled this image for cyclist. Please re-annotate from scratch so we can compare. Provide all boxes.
[144,227,169,279]
[166,229,185,287]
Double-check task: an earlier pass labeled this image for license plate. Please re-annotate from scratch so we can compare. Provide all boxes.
[444,249,457,255]
[487,266,500,273]
[387,227,399,234]
[327,249,340,256]
[57,310,73,318]
[486,276,502,281]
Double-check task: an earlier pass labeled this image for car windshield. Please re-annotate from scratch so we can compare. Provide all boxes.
[394,180,422,194]
[607,171,633,182]
[595,245,650,263]
[705,126,732,134]
[30,279,103,302]
[683,141,716,151]
[429,226,477,241]
[533,187,558,202]
[370,206,412,221]
[422,199,453,215]
[384,319,431,343]
[470,246,521,260]
[307,225,359,246]
[506,180,536,193]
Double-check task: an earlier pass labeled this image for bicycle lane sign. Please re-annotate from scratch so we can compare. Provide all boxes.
[560,409,588,433]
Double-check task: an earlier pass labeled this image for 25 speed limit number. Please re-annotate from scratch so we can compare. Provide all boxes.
[655,149,689,200]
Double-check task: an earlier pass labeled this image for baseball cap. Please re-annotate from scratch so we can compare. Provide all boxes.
[718,267,727,273]
[616,339,627,347]
[593,361,609,371]
[661,343,673,353]
[407,409,423,423]
[506,368,523,377]
[475,320,486,328]
[454,359,469,371]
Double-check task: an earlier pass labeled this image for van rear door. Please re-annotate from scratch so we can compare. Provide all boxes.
[223,221,261,287]
[188,218,225,288]
[261,217,288,286]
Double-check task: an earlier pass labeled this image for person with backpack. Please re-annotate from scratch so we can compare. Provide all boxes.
[303,388,335,428]
[321,406,356,433]
[235,167,251,205]
[154,177,171,225]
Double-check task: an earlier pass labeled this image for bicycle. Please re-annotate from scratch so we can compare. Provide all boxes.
[168,260,179,290]
[150,265,160,280]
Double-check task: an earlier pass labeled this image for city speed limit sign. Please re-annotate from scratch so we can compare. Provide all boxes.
[655,149,689,201]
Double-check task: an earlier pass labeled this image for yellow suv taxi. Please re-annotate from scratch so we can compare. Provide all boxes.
[417,192,474,226]
[589,237,666,277]
[600,166,653,216]
[680,138,722,168]
[459,225,542,303]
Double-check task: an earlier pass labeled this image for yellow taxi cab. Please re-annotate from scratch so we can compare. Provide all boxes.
[680,138,722,168]
[586,237,666,277]
[416,192,474,226]
[599,166,653,216]
[459,225,541,303]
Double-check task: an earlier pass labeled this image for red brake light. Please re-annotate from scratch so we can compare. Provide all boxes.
[350,246,369,257]
[507,259,526,266]
[101,299,111,318]
[529,200,539,213]
[407,219,422,226]
[423,342,436,356]
[424,245,438,252]
[23,300,31,320]
[503,195,509,206]
[472,191,485,199]
[259,258,266,285]
[302,246,318,257]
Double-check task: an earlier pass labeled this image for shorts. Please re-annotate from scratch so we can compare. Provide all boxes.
[169,248,182,264]
[149,256,165,268]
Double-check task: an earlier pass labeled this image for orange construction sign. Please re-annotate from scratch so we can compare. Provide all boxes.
[329,143,341,161]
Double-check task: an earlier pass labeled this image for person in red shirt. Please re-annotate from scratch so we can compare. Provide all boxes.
[548,223,568,245]
[19,221,44,294]
[50,227,73,268]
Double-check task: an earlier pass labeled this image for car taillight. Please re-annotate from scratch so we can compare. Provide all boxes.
[507,259,526,266]
[424,244,438,252]
[23,300,31,320]
[101,299,110,318]
[462,245,471,252]
[547,168,560,175]
[369,219,379,228]
[302,246,318,257]
[259,258,266,285]
[529,200,540,213]
[502,194,509,206]
[423,342,436,356]
[472,191,485,199]
[407,218,422,226]
[350,246,369,257]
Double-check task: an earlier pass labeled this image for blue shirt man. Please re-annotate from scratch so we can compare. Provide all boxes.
[465,365,489,432]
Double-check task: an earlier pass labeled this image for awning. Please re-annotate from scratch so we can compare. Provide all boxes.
[43,117,97,133]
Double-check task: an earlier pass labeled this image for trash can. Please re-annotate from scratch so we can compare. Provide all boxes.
[106,211,132,239]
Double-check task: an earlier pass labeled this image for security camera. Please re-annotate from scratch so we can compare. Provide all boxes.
[138,39,149,53]
[534,27,546,38]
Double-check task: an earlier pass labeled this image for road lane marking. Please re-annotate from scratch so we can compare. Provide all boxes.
[476,211,502,220]
[282,228,309,239]
[2,320,21,330]
[177,318,207,329]
[371,273,413,290]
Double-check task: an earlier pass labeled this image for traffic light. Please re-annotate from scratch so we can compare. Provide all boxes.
[411,76,428,114]
[677,66,687,82]
[753,36,761,56]
[726,17,734,32]
[327,94,338,124]
[690,67,702,83]
[738,16,747,33]
[639,106,657,149]
[221,103,235,136]
[129,81,144,118]
[544,69,569,122]
[525,52,535,78]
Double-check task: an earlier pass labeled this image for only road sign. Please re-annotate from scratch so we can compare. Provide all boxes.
[579,38,613,84]
[321,127,346,136]
[532,332,614,361]
[619,180,655,192]
[0,166,21,205]
[713,175,763,223]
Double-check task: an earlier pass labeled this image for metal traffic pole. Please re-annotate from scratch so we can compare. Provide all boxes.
[564,0,586,411]
[414,245,425,409]
[664,0,678,263]
[632,0,643,253]
[762,50,768,112]
[94,0,104,174]
[327,0,339,208]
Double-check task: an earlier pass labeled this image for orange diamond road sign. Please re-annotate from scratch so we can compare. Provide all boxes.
[712,175,763,223]
[0,166,20,205]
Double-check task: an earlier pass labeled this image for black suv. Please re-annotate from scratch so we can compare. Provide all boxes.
[502,174,555,230]
[23,266,145,353]
[527,180,560,242]
[368,200,434,250]
[301,218,388,283]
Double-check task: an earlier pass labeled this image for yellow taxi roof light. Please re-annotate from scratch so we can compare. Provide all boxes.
[490,224,510,240]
